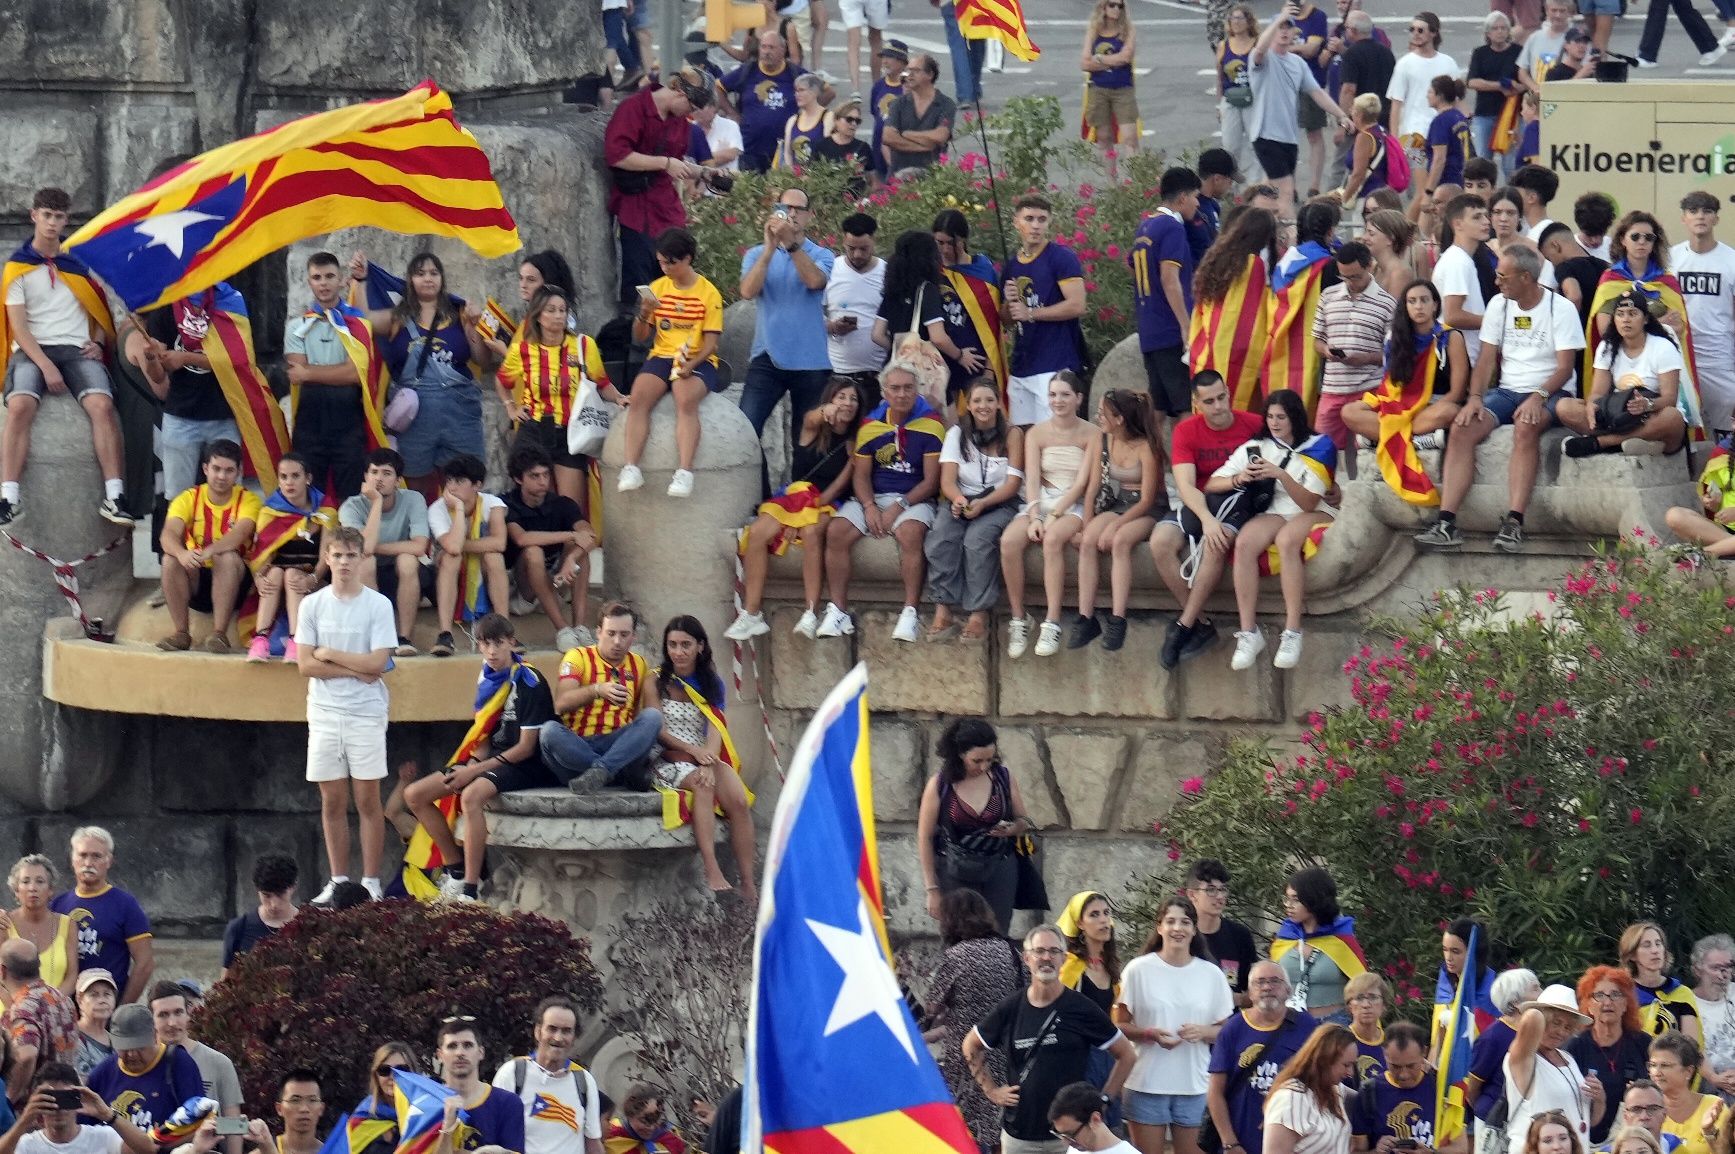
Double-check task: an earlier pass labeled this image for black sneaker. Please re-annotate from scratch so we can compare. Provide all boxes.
[1160,619,1189,671]
[430,631,455,657]
[1178,620,1221,663]
[98,496,135,526]
[1102,614,1128,651]
[1492,515,1525,553]
[1066,612,1102,649]
[0,498,16,526]
[1563,435,1605,459]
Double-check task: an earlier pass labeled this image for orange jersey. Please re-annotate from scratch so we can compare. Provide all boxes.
[558,646,648,736]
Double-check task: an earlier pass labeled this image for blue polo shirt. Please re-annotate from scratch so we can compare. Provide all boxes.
[742,239,836,370]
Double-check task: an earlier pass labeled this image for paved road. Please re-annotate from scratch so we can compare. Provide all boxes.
[688,0,1735,162]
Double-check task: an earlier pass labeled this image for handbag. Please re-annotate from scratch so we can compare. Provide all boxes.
[1092,437,1118,515]
[1225,82,1254,108]
[1012,830,1049,911]
[566,368,614,457]
[892,284,952,413]
[1595,386,1657,435]
[383,386,420,434]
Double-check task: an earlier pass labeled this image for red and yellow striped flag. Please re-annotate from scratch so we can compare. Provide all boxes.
[955,0,1041,62]
[1188,254,1270,411]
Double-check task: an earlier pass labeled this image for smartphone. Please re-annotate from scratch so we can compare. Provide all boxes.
[45,1089,82,1112]
[1394,1142,1419,1151]
[838,314,859,330]
[215,1118,249,1137]
[635,284,658,304]
[1247,447,1263,462]
[1328,346,1346,360]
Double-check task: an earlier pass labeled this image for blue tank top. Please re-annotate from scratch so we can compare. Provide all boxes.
[1349,128,1389,195]
[1219,41,1252,96]
[386,315,475,388]
[782,114,827,168]
[1090,34,1133,88]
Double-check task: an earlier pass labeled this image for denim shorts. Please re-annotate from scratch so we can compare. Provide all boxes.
[395,382,484,476]
[4,344,114,401]
[1579,0,1621,13]
[1483,387,1567,427]
[1123,1090,1207,1127]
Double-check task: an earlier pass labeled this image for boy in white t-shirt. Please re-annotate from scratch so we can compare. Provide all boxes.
[1416,243,1583,554]
[425,452,509,659]
[1674,190,1735,434]
[1048,1081,1140,1154]
[1432,194,1491,370]
[7,1063,156,1154]
[297,525,398,904]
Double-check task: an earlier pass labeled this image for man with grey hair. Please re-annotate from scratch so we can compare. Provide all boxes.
[1692,935,1735,1094]
[1207,960,1314,1154]
[963,924,1135,1154]
[1,939,78,1100]
[1415,242,1584,554]
[1333,10,1395,131]
[49,827,154,1004]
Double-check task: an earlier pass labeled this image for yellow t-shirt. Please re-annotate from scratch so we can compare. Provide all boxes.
[1662,1094,1720,1154]
[1699,451,1735,517]
[166,484,263,564]
[647,275,723,366]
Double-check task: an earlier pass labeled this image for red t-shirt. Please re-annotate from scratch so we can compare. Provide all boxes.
[603,86,690,234]
[1170,410,1262,480]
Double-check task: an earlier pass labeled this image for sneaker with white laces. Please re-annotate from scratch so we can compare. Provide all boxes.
[509,594,538,616]
[98,496,135,526]
[1723,27,1735,47]
[1274,629,1305,669]
[1007,615,1033,658]
[0,497,19,525]
[793,607,820,639]
[815,602,854,638]
[361,877,383,900]
[1033,619,1063,657]
[554,626,582,652]
[667,468,695,497]
[438,872,469,901]
[311,879,343,906]
[617,464,644,492]
[1411,431,1443,450]
[1230,629,1267,671]
[725,609,771,641]
[892,606,920,643]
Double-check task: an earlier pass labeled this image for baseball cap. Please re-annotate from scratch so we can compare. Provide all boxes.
[110,1003,157,1051]
[1197,147,1244,182]
[1563,25,1592,42]
[176,978,205,1000]
[879,39,910,62]
[76,968,117,995]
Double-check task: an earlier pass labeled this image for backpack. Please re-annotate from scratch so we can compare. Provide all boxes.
[512,1056,594,1107]
[1380,128,1412,193]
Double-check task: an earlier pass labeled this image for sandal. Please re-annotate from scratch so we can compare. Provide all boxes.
[156,631,192,652]
[925,621,962,643]
[957,627,988,643]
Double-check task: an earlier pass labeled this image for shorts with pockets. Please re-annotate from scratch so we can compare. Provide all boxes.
[1122,1090,1207,1127]
[1298,96,1328,133]
[1143,347,1192,416]
[510,415,587,472]
[1483,387,1567,427]
[1008,371,1057,427]
[1084,85,1140,135]
[188,566,253,615]
[835,492,937,534]
[1252,138,1300,180]
[838,0,890,28]
[640,355,723,393]
[306,705,388,782]
[3,345,114,401]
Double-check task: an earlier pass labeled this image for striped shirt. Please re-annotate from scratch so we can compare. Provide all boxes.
[557,646,648,736]
[498,333,609,425]
[647,274,723,365]
[1311,280,1397,395]
[166,484,262,562]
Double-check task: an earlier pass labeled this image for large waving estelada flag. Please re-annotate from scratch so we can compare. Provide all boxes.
[1262,240,1333,417]
[62,82,520,313]
[743,664,974,1154]
[955,0,1041,62]
[1188,253,1269,411]
[391,1068,462,1154]
[1431,923,1483,1145]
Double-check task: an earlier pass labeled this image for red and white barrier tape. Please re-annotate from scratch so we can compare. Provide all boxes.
[731,546,786,783]
[1,530,128,638]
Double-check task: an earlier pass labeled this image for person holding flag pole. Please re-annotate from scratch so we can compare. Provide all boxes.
[1429,923,1487,1154]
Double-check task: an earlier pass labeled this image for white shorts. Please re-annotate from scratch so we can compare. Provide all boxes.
[838,0,890,28]
[1008,372,1056,428]
[306,707,388,782]
[836,492,938,534]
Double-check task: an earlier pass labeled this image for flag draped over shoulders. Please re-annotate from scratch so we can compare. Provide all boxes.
[192,283,289,480]
[1262,241,1332,416]
[942,265,1007,400]
[655,676,755,831]
[0,243,116,382]
[1189,254,1269,411]
[1584,263,1707,438]
[1364,326,1451,506]
[249,487,337,575]
[1269,913,1369,978]
[293,305,391,451]
[744,480,837,558]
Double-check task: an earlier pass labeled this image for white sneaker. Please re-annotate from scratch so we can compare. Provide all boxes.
[509,595,538,616]
[617,464,644,492]
[1007,615,1032,658]
[1636,56,1660,67]
[1033,620,1063,657]
[667,468,695,497]
[310,880,342,906]
[1702,43,1728,66]
[1412,431,1443,450]
[793,607,820,639]
[892,606,920,643]
[1355,435,1374,449]
[361,877,383,900]
[725,609,770,641]
[554,626,582,652]
[815,602,854,638]
[1274,629,1305,669]
[1723,27,1735,47]
[438,873,468,901]
[1230,629,1267,671]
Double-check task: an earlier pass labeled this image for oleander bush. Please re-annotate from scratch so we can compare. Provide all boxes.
[1127,537,1735,1008]
[199,901,603,1115]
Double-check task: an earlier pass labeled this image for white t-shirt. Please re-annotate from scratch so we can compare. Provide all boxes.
[1387,51,1461,139]
[1213,434,1334,519]
[1432,245,1486,369]
[1584,235,1613,262]
[1118,953,1235,1095]
[428,492,507,560]
[18,1129,124,1154]
[1672,240,1735,424]
[491,1057,604,1149]
[940,424,1021,499]
[296,584,398,716]
[702,114,744,174]
[1698,993,1735,1072]
[1264,1080,1354,1154]
[1526,219,1559,289]
[1518,27,1568,76]
[1593,333,1684,396]
[824,257,888,374]
[1480,289,1586,395]
[5,261,92,348]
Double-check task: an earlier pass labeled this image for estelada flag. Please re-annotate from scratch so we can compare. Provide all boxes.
[63,82,519,313]
[743,480,836,558]
[955,0,1041,62]
[1270,912,1370,981]
[390,1069,462,1154]
[182,283,290,480]
[941,265,1007,405]
[0,242,116,383]
[1363,326,1454,506]
[289,304,390,452]
[248,486,338,576]
[743,663,975,1154]
[1188,253,1269,411]
[1255,433,1337,577]
[1262,241,1333,417]
[1583,265,1710,440]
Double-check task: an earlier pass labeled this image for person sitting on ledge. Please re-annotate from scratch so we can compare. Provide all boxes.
[540,601,664,794]
[339,447,429,658]
[815,350,946,644]
[246,451,335,664]
[404,612,557,902]
[503,444,596,654]
[427,453,509,659]
[1664,418,1735,561]
[157,439,260,653]
[1557,289,1689,460]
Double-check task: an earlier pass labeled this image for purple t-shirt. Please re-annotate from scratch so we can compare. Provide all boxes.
[455,1086,526,1152]
[1209,1012,1316,1154]
[50,885,150,995]
[1426,107,1472,188]
[721,60,806,168]
[1003,243,1087,377]
[1130,209,1195,352]
[1294,6,1331,83]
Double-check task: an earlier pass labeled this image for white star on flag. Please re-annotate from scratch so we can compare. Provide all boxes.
[806,895,918,1062]
[134,209,222,259]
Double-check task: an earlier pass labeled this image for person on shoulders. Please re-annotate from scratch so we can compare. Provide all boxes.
[503,446,595,654]
[245,452,335,665]
[219,855,296,980]
[156,440,260,653]
[426,454,509,659]
[491,997,603,1154]
[339,448,430,658]
[538,602,664,795]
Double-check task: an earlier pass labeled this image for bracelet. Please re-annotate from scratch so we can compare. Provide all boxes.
[108,1110,121,1125]
[926,884,940,891]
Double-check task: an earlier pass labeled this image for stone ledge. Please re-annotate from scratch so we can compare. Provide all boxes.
[491,789,662,819]
[488,789,727,853]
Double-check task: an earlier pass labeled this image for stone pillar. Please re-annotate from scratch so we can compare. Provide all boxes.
[0,400,133,810]
[598,393,770,780]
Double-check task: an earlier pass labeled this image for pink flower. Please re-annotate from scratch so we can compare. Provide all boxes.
[1521,812,1539,828]
[1181,776,1204,795]
[1630,808,1644,825]
[1399,822,1416,839]
[1577,818,1591,833]
[1105,243,1122,258]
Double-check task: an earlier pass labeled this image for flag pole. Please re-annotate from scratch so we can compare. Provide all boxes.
[969,89,1013,266]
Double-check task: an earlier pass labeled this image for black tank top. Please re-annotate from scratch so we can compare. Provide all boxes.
[792,434,849,493]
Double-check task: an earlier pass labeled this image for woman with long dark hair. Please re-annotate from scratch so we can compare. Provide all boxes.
[652,616,756,903]
[1210,389,1337,672]
[1190,207,1279,409]
[923,888,1026,1154]
[1115,895,1233,1154]
[1059,890,1126,1129]
[1560,288,1687,458]
[1071,388,1162,652]
[874,230,985,394]
[1271,867,1368,1022]
[915,718,1032,933]
[1263,1024,1359,1154]
[924,380,1024,642]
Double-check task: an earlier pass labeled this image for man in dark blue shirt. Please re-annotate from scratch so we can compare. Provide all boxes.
[1130,168,1203,428]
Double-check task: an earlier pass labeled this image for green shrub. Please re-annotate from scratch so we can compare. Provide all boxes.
[1131,538,1735,1007]
[198,902,604,1115]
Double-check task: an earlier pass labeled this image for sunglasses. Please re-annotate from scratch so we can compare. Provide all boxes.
[375,1065,402,1078]
[441,1015,478,1024]
[1627,232,1657,243]
[841,116,862,124]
